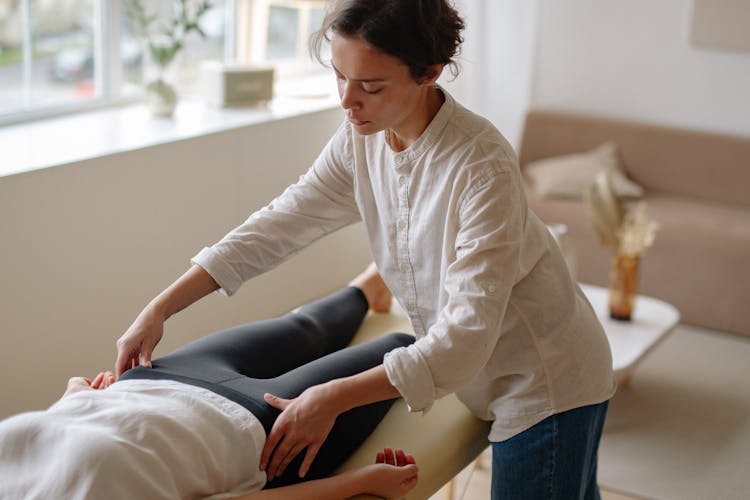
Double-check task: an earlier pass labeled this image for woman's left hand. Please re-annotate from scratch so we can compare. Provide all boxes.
[260,383,342,481]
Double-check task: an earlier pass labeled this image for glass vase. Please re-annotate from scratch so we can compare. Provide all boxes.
[608,254,640,321]
[142,45,180,118]
[146,77,177,117]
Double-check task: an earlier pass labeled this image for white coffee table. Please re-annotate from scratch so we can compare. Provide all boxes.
[580,283,680,387]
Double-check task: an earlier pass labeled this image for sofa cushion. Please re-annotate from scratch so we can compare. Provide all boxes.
[527,192,750,336]
[519,109,750,207]
[524,141,644,199]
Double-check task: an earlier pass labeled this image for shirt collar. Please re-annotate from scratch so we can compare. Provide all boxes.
[390,85,455,166]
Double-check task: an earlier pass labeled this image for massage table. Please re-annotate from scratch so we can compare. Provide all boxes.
[334,299,491,499]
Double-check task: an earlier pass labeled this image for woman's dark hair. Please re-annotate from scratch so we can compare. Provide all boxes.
[310,0,465,81]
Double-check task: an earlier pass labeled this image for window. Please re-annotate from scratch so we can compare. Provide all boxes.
[0,0,327,125]
[0,0,102,121]
[235,0,327,77]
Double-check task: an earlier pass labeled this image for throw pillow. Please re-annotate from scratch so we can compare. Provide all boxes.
[524,141,644,199]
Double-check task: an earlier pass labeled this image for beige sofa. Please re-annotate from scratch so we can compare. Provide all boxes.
[518,109,750,337]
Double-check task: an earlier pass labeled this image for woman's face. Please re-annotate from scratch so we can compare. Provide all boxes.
[330,33,435,136]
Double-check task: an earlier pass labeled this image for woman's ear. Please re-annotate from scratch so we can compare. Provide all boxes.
[419,64,445,85]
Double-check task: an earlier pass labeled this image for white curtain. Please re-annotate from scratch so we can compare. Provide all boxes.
[440,0,540,149]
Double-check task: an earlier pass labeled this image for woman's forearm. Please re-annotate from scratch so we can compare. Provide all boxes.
[148,264,219,320]
[328,365,401,414]
[233,468,367,500]
[235,461,418,499]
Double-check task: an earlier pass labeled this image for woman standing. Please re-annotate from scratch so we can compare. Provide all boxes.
[116,1,615,498]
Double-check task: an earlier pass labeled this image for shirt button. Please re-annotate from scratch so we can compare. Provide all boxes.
[397,219,407,230]
[400,262,409,272]
[487,284,497,294]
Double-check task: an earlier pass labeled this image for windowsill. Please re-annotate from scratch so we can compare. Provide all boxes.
[0,76,342,179]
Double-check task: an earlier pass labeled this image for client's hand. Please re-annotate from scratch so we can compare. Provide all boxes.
[62,371,116,398]
[90,371,117,390]
[376,447,416,467]
[360,448,419,499]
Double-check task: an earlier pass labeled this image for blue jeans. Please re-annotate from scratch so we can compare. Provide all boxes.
[491,401,609,500]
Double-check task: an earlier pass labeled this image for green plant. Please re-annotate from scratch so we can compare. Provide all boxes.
[125,0,212,72]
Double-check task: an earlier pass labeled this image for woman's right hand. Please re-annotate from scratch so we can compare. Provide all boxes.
[114,305,165,378]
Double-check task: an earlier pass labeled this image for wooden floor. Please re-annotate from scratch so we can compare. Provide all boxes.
[428,448,641,500]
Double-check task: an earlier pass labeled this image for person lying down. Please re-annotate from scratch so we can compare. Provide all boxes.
[0,280,419,499]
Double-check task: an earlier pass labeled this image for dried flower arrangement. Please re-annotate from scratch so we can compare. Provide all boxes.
[585,169,659,320]
[584,170,659,258]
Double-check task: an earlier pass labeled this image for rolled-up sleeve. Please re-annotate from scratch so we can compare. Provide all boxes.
[191,246,246,297]
[191,123,360,296]
[383,342,436,412]
[384,167,526,412]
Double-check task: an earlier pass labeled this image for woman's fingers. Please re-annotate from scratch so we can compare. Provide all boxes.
[260,388,338,481]
[264,433,301,481]
[115,342,153,376]
[263,393,291,411]
[299,442,323,478]
[91,372,105,389]
[114,339,138,378]
[263,433,322,481]
[92,371,117,389]
[259,394,294,476]
[375,448,416,467]
[102,371,115,388]
[138,351,153,369]
[260,430,282,473]
[394,449,415,466]
[394,449,406,466]
[115,349,135,378]
[272,440,307,480]
[260,402,291,473]
[114,310,165,378]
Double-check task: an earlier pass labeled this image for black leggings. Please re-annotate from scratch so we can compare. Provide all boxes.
[119,286,414,487]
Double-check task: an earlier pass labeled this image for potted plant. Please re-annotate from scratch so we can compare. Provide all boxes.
[125,0,212,117]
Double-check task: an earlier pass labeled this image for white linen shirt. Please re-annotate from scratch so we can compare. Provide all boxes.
[192,89,616,441]
[0,379,266,499]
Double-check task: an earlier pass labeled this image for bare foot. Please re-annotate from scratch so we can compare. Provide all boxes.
[349,262,392,313]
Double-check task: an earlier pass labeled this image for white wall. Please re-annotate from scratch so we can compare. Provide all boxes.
[446,0,750,148]
[440,0,540,149]
[0,107,375,420]
[533,0,750,136]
